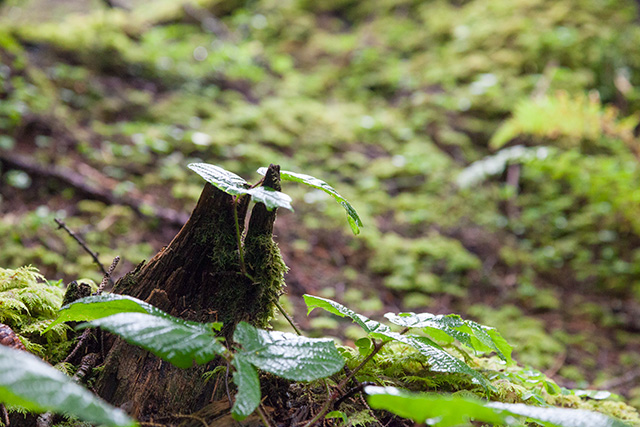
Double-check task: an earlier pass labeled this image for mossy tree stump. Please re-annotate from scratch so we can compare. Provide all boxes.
[94,165,287,421]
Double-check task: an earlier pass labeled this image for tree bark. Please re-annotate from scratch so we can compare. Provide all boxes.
[94,164,287,422]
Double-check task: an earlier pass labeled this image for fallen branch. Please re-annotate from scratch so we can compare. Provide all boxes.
[0,151,188,227]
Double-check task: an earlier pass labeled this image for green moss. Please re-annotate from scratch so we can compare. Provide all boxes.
[244,234,288,327]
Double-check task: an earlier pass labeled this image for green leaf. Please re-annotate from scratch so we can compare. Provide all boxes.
[233,322,344,381]
[573,390,612,400]
[325,410,348,424]
[303,295,390,335]
[385,312,512,363]
[0,345,136,427]
[81,312,226,369]
[190,163,293,210]
[365,386,506,426]
[365,386,629,427]
[258,167,363,234]
[375,332,494,393]
[188,163,249,196]
[486,402,630,427]
[46,294,218,333]
[246,186,293,211]
[304,296,492,391]
[231,356,261,421]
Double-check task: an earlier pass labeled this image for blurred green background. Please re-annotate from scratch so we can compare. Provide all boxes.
[1,0,640,408]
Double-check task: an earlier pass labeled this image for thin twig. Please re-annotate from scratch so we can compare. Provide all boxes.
[96,256,120,294]
[174,413,210,427]
[257,405,274,427]
[54,218,111,285]
[64,257,119,364]
[275,301,302,336]
[225,362,233,408]
[303,339,387,427]
[63,328,92,364]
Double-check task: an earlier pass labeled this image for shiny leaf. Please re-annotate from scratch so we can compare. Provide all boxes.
[190,163,293,210]
[385,312,512,363]
[231,356,261,421]
[188,163,249,196]
[233,322,344,381]
[305,296,492,392]
[374,332,493,392]
[0,345,136,427]
[46,294,222,332]
[366,386,629,427]
[304,294,390,335]
[258,167,362,234]
[488,402,630,427]
[246,186,293,211]
[366,386,505,426]
[81,312,226,369]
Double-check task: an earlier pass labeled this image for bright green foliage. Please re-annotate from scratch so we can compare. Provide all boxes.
[233,321,344,381]
[258,167,363,234]
[246,186,294,212]
[0,345,136,427]
[490,92,639,149]
[0,266,70,362]
[69,301,344,421]
[2,0,640,423]
[304,294,391,335]
[231,356,261,421]
[46,293,223,332]
[188,162,293,211]
[304,295,495,392]
[80,312,226,369]
[377,331,493,393]
[365,386,629,427]
[187,163,250,196]
[384,312,512,363]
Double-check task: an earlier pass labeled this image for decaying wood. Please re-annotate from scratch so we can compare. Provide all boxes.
[94,164,287,422]
[0,151,188,227]
[0,323,26,351]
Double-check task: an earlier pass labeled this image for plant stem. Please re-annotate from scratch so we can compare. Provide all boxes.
[257,405,273,427]
[275,300,302,336]
[302,339,387,427]
[232,197,247,274]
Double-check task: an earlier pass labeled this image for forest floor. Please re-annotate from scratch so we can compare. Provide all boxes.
[2,0,640,416]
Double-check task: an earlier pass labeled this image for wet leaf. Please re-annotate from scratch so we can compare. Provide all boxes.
[366,386,629,427]
[231,356,261,420]
[385,312,512,363]
[188,163,249,196]
[190,163,293,210]
[45,294,223,332]
[375,332,493,392]
[0,345,136,427]
[304,294,390,335]
[258,168,362,234]
[81,312,226,369]
[233,322,344,381]
[246,186,293,211]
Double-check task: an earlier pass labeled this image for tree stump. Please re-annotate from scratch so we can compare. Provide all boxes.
[94,164,287,421]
